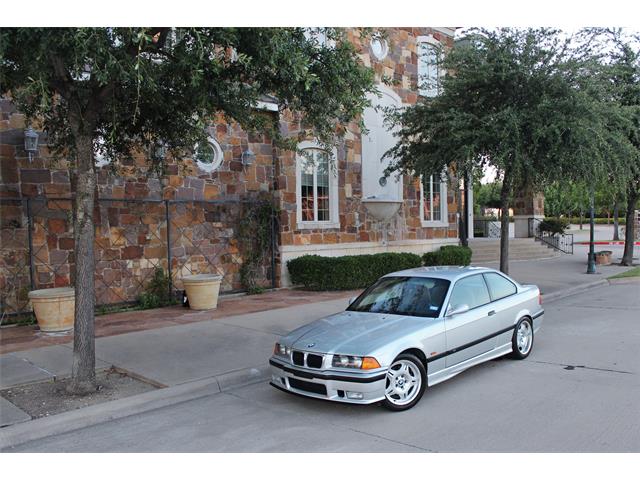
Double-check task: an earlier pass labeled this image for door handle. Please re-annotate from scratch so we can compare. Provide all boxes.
[488,310,496,316]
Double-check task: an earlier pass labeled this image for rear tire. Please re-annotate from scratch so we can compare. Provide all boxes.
[382,353,426,411]
[510,317,534,360]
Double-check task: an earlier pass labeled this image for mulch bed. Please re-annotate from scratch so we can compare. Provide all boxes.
[1,367,158,420]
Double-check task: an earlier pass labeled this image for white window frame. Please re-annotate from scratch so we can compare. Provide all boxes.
[194,134,224,173]
[416,35,441,98]
[420,173,448,227]
[295,140,340,230]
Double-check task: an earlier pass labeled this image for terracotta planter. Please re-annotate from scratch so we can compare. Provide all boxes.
[28,287,75,333]
[594,251,613,266]
[182,274,223,310]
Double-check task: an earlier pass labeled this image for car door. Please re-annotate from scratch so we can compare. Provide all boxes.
[482,272,520,347]
[444,274,499,367]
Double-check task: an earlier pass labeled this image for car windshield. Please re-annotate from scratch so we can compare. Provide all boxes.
[347,276,450,318]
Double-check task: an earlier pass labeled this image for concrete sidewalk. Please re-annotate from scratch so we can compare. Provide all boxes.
[1,249,637,439]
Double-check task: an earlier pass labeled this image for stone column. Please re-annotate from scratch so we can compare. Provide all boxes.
[513,188,544,238]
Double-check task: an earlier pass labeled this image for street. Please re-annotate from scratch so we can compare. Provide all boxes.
[5,282,639,452]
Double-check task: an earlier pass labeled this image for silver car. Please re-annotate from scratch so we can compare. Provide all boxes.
[270,266,543,411]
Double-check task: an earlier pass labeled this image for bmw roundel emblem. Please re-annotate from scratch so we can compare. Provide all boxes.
[307,342,316,348]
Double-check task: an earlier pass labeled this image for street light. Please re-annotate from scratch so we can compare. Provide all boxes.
[24,127,39,162]
[587,187,597,274]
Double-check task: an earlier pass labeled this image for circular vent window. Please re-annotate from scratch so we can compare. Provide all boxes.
[194,136,223,172]
[371,35,389,61]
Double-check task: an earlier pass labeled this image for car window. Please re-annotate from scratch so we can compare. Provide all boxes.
[348,276,450,318]
[483,273,517,301]
[448,274,491,310]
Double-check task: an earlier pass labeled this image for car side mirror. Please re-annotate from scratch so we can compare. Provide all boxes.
[348,296,357,306]
[446,304,470,317]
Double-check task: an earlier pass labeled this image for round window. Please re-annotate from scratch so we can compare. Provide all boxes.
[194,136,223,172]
[371,35,389,61]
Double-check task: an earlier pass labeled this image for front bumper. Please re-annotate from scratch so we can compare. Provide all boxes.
[269,358,386,405]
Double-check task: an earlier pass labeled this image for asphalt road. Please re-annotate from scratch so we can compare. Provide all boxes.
[6,283,640,452]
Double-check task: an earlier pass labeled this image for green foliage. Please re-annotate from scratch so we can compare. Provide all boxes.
[474,182,502,211]
[0,28,376,164]
[422,245,472,266]
[287,253,422,291]
[237,201,278,294]
[539,217,570,236]
[138,267,174,309]
[385,27,635,204]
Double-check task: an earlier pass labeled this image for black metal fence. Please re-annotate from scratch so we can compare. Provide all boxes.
[528,217,574,254]
[0,197,278,318]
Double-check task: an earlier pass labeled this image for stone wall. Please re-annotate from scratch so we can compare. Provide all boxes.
[1,27,460,308]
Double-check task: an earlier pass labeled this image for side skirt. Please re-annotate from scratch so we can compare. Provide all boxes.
[427,343,513,387]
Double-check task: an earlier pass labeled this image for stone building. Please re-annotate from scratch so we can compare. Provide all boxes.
[0,27,464,313]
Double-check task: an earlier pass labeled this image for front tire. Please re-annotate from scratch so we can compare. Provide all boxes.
[382,353,426,411]
[510,317,534,359]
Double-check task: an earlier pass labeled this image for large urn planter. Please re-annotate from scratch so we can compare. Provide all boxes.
[28,287,75,334]
[595,250,613,266]
[182,274,223,310]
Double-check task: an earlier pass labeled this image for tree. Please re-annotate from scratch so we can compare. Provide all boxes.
[474,181,502,215]
[386,28,619,274]
[0,28,375,393]
[577,28,640,263]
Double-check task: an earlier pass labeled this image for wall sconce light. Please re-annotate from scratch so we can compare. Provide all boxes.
[152,141,168,161]
[24,127,39,162]
[241,148,256,166]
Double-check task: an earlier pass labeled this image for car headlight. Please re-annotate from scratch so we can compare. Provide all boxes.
[332,354,380,370]
[273,343,291,357]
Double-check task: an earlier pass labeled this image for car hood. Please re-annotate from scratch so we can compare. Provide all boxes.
[283,310,427,356]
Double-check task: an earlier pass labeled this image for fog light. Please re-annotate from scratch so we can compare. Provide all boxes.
[346,391,364,400]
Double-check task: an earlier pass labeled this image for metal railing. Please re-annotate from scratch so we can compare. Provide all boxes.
[473,219,502,238]
[0,196,278,318]
[527,218,574,254]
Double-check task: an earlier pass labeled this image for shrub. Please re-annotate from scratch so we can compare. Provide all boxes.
[287,252,422,290]
[540,217,570,236]
[138,267,175,309]
[422,245,472,266]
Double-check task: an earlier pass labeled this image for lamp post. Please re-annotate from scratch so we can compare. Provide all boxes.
[587,186,597,274]
[24,127,39,162]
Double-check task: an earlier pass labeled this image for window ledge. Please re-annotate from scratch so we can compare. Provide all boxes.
[421,221,449,228]
[296,221,340,230]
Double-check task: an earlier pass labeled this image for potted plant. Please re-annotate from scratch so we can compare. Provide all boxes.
[595,251,613,265]
[28,287,74,333]
[181,274,223,310]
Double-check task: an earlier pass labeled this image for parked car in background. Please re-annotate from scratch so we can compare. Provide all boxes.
[270,266,543,411]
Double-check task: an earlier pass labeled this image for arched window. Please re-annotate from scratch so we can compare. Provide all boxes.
[416,35,440,98]
[296,141,339,229]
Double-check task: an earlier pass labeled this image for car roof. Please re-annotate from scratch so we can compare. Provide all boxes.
[384,265,499,281]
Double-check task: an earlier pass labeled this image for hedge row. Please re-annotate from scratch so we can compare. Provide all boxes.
[287,252,422,290]
[423,245,472,266]
[287,246,471,290]
[565,217,626,225]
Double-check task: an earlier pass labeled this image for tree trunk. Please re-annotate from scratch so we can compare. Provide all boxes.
[68,133,97,394]
[579,210,584,230]
[499,176,512,274]
[613,200,620,241]
[621,186,638,266]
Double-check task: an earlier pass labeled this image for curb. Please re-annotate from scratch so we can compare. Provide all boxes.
[0,364,271,451]
[542,279,610,304]
[607,277,640,285]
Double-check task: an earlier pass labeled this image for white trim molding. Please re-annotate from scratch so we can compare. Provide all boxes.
[420,174,449,228]
[295,140,340,230]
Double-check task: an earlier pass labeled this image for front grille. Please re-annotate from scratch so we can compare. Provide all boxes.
[292,351,304,366]
[288,377,327,395]
[306,353,324,368]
